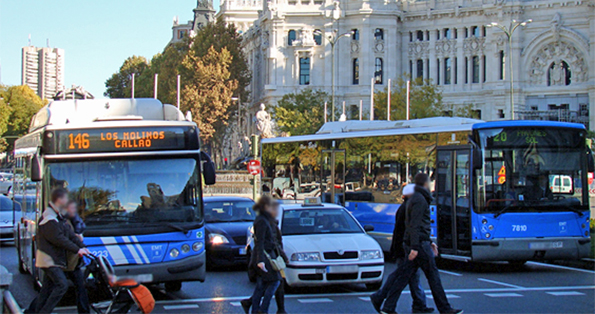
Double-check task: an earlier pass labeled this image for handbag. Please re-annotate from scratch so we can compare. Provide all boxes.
[265,250,286,271]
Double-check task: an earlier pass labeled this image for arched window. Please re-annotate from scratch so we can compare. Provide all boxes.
[374,28,384,41]
[288,30,296,46]
[375,58,383,84]
[351,29,360,41]
[353,58,359,85]
[547,61,571,86]
[314,29,322,45]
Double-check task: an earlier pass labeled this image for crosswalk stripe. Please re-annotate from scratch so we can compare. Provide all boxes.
[298,298,334,304]
[484,293,523,298]
[230,302,243,307]
[546,291,585,296]
[426,294,460,299]
[163,304,199,310]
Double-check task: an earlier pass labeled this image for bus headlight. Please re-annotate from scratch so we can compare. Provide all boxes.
[192,242,203,252]
[361,250,382,260]
[181,244,190,254]
[482,219,488,225]
[209,233,229,245]
[290,252,320,262]
[488,225,494,231]
[170,248,180,258]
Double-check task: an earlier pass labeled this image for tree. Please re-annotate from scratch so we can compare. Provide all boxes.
[272,89,330,136]
[104,56,149,98]
[0,85,45,151]
[374,75,445,120]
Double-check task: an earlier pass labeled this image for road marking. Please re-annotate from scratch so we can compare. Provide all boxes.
[546,291,585,296]
[163,304,199,310]
[527,262,595,274]
[358,297,370,301]
[230,302,243,307]
[426,294,460,299]
[484,293,523,298]
[439,270,463,277]
[298,298,334,304]
[478,278,525,289]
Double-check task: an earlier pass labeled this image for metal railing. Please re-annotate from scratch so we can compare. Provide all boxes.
[1,265,22,314]
[518,110,589,128]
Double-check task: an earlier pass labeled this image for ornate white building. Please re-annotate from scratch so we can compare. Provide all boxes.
[217,0,594,128]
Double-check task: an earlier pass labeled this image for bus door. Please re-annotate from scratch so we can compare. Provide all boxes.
[436,146,472,257]
[321,149,346,206]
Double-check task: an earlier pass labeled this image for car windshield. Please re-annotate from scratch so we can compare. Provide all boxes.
[281,208,363,235]
[204,200,256,222]
[47,158,202,233]
[0,197,12,211]
[476,127,588,213]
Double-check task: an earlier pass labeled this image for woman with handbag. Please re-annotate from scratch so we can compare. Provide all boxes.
[248,195,283,314]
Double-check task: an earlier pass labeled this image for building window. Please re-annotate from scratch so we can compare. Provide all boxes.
[375,58,383,84]
[444,58,451,85]
[473,110,482,119]
[353,58,359,85]
[531,105,539,111]
[482,26,486,37]
[454,57,458,84]
[498,109,505,119]
[426,31,429,41]
[178,30,187,39]
[409,32,413,42]
[352,29,360,41]
[454,28,458,39]
[426,59,430,81]
[444,28,451,39]
[472,56,480,83]
[547,60,571,86]
[482,55,486,83]
[471,26,480,37]
[416,30,424,41]
[464,28,468,38]
[436,30,440,40]
[409,60,413,76]
[465,57,469,83]
[498,51,505,80]
[436,59,441,85]
[288,30,296,46]
[299,57,310,85]
[375,28,384,40]
[314,29,322,45]
[416,59,423,80]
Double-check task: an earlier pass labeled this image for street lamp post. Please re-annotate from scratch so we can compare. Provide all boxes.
[316,29,351,122]
[487,19,532,120]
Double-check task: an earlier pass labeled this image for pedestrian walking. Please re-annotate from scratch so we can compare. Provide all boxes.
[241,200,289,314]
[244,195,282,314]
[370,184,434,314]
[380,174,463,314]
[64,200,90,314]
[25,188,89,314]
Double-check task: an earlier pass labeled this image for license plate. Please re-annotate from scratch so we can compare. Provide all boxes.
[529,241,563,249]
[315,268,325,274]
[239,248,247,255]
[326,265,358,274]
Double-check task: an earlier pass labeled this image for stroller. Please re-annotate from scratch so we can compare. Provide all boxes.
[85,255,155,314]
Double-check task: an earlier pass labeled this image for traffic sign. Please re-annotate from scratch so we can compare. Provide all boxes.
[498,165,506,184]
[248,160,261,175]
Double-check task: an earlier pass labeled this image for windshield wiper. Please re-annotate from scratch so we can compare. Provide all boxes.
[165,223,190,233]
[494,204,517,218]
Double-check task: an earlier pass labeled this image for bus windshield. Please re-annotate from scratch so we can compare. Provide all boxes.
[476,127,588,214]
[48,158,202,235]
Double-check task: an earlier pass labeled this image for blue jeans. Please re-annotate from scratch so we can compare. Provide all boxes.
[251,277,280,314]
[28,267,69,314]
[377,258,427,310]
[383,242,453,313]
[66,268,90,314]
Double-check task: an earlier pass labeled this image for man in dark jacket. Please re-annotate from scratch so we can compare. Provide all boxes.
[381,174,462,314]
[370,184,433,313]
[26,188,89,314]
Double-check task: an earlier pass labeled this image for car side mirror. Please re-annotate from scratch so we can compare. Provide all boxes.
[472,147,483,171]
[200,151,216,186]
[31,154,42,182]
[363,224,374,232]
[587,148,594,173]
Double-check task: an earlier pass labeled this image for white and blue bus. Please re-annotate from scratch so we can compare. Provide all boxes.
[13,98,215,291]
[261,117,592,263]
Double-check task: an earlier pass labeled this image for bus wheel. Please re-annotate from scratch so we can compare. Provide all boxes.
[165,281,182,292]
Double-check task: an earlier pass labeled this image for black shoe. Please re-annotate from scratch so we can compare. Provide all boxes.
[442,309,463,314]
[240,299,251,314]
[413,307,435,313]
[277,310,288,314]
[370,293,383,313]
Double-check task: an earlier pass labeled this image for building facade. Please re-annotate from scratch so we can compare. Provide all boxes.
[21,46,65,100]
[217,0,594,128]
[170,0,217,44]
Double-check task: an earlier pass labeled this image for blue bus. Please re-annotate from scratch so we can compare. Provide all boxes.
[261,117,592,262]
[13,98,215,291]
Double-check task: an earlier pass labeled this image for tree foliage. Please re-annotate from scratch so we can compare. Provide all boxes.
[0,85,45,151]
[104,56,149,98]
[272,89,330,136]
[373,76,444,120]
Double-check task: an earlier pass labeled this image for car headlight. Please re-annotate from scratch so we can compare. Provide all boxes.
[181,244,191,254]
[192,242,203,252]
[170,248,180,258]
[209,233,229,245]
[290,252,320,262]
[361,250,382,260]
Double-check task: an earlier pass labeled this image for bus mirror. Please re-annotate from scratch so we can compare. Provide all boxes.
[587,149,594,173]
[472,149,483,171]
[200,151,216,186]
[31,154,42,182]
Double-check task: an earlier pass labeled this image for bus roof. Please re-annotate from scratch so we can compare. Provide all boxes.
[28,98,189,133]
[262,117,483,144]
[472,120,586,130]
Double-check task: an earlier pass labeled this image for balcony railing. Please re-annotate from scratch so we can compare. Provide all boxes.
[518,110,589,128]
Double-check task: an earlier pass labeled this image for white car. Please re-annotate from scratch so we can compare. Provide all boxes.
[0,172,12,195]
[0,195,21,242]
[249,200,384,289]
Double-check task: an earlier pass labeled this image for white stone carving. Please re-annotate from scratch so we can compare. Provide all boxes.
[529,41,587,85]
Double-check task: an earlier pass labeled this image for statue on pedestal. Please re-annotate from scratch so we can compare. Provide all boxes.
[256,103,274,138]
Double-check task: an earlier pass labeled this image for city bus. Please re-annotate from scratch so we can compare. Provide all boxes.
[261,117,592,262]
[13,98,216,291]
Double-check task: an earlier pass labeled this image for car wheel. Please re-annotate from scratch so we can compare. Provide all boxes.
[366,282,382,291]
[165,281,182,292]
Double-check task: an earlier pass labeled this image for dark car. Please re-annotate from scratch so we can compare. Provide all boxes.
[204,196,256,267]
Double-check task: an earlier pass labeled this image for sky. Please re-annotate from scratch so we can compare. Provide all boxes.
[0,0,221,99]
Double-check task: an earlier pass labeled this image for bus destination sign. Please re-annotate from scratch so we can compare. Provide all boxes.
[56,127,189,154]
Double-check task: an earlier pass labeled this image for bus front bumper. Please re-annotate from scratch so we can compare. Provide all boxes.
[113,250,206,284]
[472,237,591,261]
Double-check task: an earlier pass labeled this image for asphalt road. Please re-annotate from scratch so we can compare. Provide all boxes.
[2,242,594,314]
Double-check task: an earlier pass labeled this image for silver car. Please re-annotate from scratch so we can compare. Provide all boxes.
[0,172,13,195]
[0,195,20,242]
